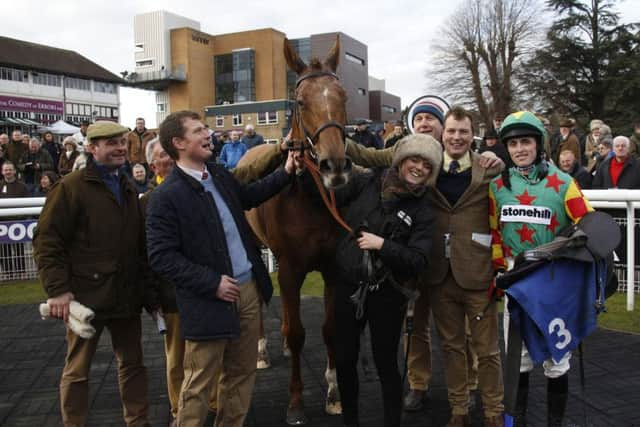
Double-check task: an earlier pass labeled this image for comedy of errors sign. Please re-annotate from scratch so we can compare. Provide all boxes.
[0,220,37,243]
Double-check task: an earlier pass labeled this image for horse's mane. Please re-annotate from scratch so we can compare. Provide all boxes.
[308,58,325,72]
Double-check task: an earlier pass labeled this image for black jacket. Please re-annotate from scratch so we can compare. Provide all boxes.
[351,129,378,149]
[335,169,434,288]
[146,162,291,340]
[592,156,640,189]
[567,162,592,189]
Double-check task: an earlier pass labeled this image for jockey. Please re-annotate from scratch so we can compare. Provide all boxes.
[489,111,593,427]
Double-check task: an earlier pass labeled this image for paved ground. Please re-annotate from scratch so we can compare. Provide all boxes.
[1,296,639,426]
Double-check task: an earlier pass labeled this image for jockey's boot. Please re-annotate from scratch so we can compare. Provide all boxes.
[547,373,569,427]
[513,372,529,427]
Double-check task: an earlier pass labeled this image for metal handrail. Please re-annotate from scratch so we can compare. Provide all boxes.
[1,190,639,310]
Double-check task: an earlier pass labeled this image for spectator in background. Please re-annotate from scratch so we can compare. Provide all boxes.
[17,138,54,193]
[21,134,31,146]
[559,149,592,189]
[0,161,29,279]
[0,145,6,172]
[351,119,377,149]
[6,130,26,165]
[211,132,226,161]
[384,122,405,148]
[127,117,157,175]
[492,113,504,133]
[33,171,59,197]
[72,120,89,152]
[131,163,150,194]
[145,137,174,191]
[41,131,61,173]
[479,128,509,163]
[219,130,247,169]
[629,121,640,158]
[593,136,640,189]
[584,120,604,171]
[0,133,8,148]
[58,137,80,176]
[553,118,581,165]
[242,124,264,149]
[371,125,385,149]
[591,139,614,174]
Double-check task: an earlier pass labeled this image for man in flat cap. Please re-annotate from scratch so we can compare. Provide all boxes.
[34,121,151,426]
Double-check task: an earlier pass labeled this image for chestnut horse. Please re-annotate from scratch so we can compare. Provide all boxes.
[238,37,351,424]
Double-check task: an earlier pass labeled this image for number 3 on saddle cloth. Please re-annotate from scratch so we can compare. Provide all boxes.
[496,211,621,364]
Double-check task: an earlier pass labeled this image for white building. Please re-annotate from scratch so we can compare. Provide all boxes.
[0,35,122,133]
[131,10,199,124]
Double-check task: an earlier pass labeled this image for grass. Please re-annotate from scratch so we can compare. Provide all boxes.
[4,275,638,335]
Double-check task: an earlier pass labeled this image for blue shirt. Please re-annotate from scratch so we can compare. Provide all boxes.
[94,162,124,205]
[219,141,247,169]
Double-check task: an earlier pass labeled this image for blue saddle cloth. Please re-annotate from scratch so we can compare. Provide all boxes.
[506,258,598,364]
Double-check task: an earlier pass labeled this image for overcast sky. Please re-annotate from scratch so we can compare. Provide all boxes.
[2,0,639,128]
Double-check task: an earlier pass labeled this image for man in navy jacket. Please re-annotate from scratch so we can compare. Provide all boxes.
[146,110,299,427]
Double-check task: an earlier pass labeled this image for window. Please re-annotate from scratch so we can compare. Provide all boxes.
[157,103,166,113]
[232,114,242,126]
[345,52,365,66]
[32,72,61,87]
[265,139,279,144]
[357,88,366,96]
[382,105,397,113]
[257,111,278,125]
[214,49,255,104]
[136,59,154,67]
[215,116,224,127]
[95,81,117,94]
[135,43,144,53]
[112,108,119,118]
[0,66,28,82]
[66,77,91,91]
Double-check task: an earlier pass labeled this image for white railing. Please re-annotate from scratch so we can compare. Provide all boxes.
[1,192,639,310]
[583,190,640,311]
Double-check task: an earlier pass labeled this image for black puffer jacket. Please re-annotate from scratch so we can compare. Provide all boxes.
[336,169,434,287]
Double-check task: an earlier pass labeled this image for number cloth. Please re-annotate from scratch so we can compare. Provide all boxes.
[505,258,598,364]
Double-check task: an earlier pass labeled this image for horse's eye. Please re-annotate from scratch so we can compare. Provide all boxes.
[297,100,305,108]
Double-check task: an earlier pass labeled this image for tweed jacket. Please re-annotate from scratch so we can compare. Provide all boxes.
[422,152,501,290]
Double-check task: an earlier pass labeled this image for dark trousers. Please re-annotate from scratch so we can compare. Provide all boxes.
[334,281,406,427]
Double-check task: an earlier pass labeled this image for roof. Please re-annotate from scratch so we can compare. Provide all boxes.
[0,36,124,84]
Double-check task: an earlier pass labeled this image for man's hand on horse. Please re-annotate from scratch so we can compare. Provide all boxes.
[357,232,385,250]
[47,291,74,323]
[216,275,241,302]
[280,129,294,152]
[478,151,504,169]
[284,150,304,175]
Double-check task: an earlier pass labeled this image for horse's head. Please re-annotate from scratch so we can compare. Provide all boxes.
[284,37,352,188]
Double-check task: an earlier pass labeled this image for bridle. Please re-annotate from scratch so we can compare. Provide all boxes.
[289,70,352,234]
[291,71,346,160]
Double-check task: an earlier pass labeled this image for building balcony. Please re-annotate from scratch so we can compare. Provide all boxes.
[121,66,186,91]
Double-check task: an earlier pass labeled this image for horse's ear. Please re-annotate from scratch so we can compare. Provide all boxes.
[284,38,307,75]
[324,35,340,73]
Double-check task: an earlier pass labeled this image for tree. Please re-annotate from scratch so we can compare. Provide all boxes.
[525,0,640,133]
[427,0,541,127]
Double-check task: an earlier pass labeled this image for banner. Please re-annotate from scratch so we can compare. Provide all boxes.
[0,220,37,243]
[0,95,63,115]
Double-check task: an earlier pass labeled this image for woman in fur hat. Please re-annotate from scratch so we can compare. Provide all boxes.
[333,133,441,427]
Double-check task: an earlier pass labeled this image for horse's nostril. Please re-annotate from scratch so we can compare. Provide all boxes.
[319,159,332,173]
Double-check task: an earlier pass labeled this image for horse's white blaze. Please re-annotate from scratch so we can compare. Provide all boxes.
[323,87,332,120]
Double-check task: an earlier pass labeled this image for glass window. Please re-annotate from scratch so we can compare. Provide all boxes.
[357,88,366,96]
[136,59,153,67]
[345,52,365,66]
[66,77,91,91]
[232,114,242,126]
[214,50,255,104]
[215,116,224,127]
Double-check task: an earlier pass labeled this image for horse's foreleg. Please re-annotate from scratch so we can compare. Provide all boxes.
[278,262,307,425]
[321,273,341,415]
[257,303,270,369]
